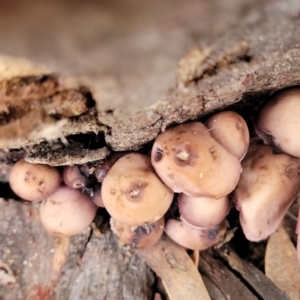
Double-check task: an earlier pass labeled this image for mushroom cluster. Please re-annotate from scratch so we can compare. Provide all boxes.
[9,160,98,237]
[7,87,300,260]
[151,111,249,250]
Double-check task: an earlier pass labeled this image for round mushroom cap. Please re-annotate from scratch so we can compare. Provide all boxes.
[206,111,249,159]
[40,186,97,237]
[110,217,165,248]
[232,144,300,241]
[151,122,241,198]
[164,219,226,250]
[63,165,89,189]
[255,88,300,157]
[102,153,174,226]
[178,194,230,228]
[9,159,61,201]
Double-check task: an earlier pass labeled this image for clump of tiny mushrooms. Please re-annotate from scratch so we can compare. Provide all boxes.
[7,87,300,264]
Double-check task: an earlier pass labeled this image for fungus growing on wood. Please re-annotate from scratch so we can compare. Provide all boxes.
[102,153,174,226]
[164,219,226,250]
[178,194,230,228]
[110,217,165,248]
[206,110,249,159]
[40,186,97,237]
[232,144,300,241]
[255,88,300,157]
[9,159,61,201]
[91,184,105,207]
[62,165,89,189]
[151,122,241,198]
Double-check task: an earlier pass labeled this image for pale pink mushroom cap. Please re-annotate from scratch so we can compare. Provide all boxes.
[40,186,97,237]
[255,88,300,158]
[151,122,241,198]
[206,111,249,159]
[62,165,89,189]
[102,153,174,226]
[9,159,61,201]
[233,144,300,241]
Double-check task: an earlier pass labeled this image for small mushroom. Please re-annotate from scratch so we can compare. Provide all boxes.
[164,219,226,250]
[62,165,89,189]
[9,159,61,201]
[110,217,165,248]
[178,194,230,228]
[206,111,249,159]
[255,88,300,157]
[232,144,300,241]
[91,184,105,208]
[40,186,97,237]
[151,122,241,198]
[102,153,174,226]
[95,152,128,183]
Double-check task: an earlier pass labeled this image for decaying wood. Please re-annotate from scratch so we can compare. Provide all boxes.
[1,1,300,299]
[199,251,257,300]
[137,235,211,300]
[217,247,290,300]
[265,224,300,300]
[0,199,154,299]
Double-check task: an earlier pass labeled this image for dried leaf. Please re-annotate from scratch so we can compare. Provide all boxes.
[137,235,211,300]
[265,224,300,300]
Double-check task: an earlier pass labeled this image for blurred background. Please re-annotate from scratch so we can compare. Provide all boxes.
[0,0,299,109]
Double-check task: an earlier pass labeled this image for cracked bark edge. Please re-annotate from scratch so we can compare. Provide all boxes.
[137,234,211,300]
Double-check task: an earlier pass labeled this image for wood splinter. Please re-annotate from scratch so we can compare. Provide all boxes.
[137,234,211,300]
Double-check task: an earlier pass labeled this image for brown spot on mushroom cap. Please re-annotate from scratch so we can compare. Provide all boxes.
[255,88,300,158]
[62,165,89,189]
[178,194,230,228]
[206,111,249,159]
[102,153,174,226]
[110,217,165,248]
[151,122,241,198]
[232,144,300,241]
[40,186,97,237]
[9,159,61,201]
[164,219,226,250]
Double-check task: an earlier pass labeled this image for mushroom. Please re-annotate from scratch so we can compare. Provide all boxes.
[178,193,230,228]
[151,122,241,198]
[91,184,105,208]
[95,152,128,183]
[62,165,89,189]
[9,159,61,201]
[110,217,165,248]
[40,186,97,237]
[164,219,226,250]
[255,88,300,157]
[206,111,249,159]
[232,144,300,241]
[102,153,174,226]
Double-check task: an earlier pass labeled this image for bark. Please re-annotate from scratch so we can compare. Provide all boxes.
[0,0,300,299]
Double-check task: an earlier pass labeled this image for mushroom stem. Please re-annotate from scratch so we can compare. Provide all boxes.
[178,194,230,228]
[164,219,226,250]
[110,217,165,248]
